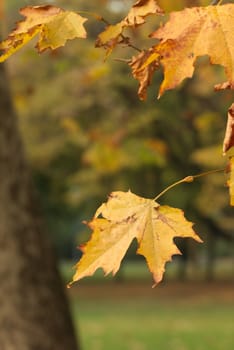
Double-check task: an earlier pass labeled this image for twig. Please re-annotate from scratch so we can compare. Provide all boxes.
[154,168,225,201]
[120,34,141,52]
[114,58,131,63]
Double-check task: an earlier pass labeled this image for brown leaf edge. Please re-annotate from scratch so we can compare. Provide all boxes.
[223,103,234,154]
[226,157,234,206]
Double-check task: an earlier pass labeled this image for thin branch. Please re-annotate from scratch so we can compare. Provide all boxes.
[191,168,226,179]
[114,58,131,63]
[154,168,225,201]
[126,42,142,52]
[210,0,223,5]
[120,34,141,52]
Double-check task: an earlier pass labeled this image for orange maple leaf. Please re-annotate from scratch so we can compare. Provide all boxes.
[0,5,87,62]
[70,191,202,286]
[130,4,234,99]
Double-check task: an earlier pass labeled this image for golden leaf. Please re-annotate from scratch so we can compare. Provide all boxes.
[131,4,234,98]
[0,5,87,61]
[71,191,202,286]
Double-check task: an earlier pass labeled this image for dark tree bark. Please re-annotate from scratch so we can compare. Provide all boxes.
[0,64,79,348]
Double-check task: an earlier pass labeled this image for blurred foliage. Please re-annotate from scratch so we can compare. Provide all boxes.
[4,0,234,261]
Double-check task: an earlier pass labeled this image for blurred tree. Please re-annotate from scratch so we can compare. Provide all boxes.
[0,54,79,350]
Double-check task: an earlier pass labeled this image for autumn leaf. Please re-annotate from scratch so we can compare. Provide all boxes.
[96,0,163,52]
[228,157,234,206]
[130,48,160,100]
[70,191,202,286]
[223,103,234,155]
[0,5,87,62]
[124,0,163,26]
[130,4,234,98]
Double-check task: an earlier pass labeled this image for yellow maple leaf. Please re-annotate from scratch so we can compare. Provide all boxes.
[96,0,163,51]
[228,157,234,206]
[70,191,202,286]
[0,5,87,62]
[130,4,234,98]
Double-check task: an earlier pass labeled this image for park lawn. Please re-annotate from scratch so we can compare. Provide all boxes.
[61,258,234,285]
[69,282,234,350]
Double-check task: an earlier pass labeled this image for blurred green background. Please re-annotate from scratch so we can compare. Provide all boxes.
[4,0,234,349]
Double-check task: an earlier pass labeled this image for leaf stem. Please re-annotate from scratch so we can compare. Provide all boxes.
[126,42,142,52]
[154,168,225,201]
[191,168,225,179]
[114,58,131,63]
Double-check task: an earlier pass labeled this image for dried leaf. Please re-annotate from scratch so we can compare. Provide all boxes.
[0,5,87,61]
[131,4,234,98]
[228,157,234,206]
[223,104,234,155]
[96,0,163,51]
[125,0,164,26]
[130,49,160,99]
[70,191,202,286]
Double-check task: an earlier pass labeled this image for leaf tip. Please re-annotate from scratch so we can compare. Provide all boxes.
[67,278,75,288]
[157,85,165,99]
[78,244,86,253]
[152,273,163,287]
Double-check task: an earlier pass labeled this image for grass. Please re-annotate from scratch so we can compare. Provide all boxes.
[68,281,234,350]
[60,260,234,350]
[60,257,234,285]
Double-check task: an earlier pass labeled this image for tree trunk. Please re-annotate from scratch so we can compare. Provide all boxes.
[0,64,79,349]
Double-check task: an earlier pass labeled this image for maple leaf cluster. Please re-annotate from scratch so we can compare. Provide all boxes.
[95,0,234,210]
[130,4,234,99]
